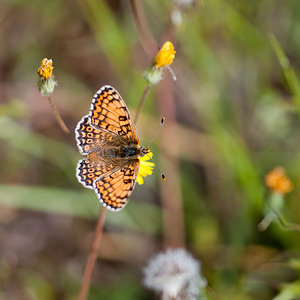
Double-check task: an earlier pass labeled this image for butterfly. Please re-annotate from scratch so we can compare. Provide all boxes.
[75,85,149,211]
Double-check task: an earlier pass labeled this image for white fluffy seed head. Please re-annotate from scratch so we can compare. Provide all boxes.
[143,248,206,299]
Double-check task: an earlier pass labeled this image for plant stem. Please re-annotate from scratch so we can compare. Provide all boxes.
[273,209,300,232]
[47,96,71,135]
[129,0,157,58]
[134,85,151,124]
[78,207,107,300]
[130,0,185,248]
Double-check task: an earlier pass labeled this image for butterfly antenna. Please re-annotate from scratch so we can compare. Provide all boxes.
[145,153,166,181]
[145,117,165,148]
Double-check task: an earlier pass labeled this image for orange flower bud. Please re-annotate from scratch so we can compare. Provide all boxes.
[265,167,293,195]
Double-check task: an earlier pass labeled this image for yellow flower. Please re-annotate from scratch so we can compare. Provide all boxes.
[265,167,293,195]
[37,58,57,96]
[37,58,54,80]
[153,41,176,68]
[137,151,154,185]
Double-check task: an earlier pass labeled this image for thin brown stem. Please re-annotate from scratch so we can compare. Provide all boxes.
[47,96,71,135]
[130,0,185,248]
[78,207,107,300]
[129,0,158,58]
[134,85,151,124]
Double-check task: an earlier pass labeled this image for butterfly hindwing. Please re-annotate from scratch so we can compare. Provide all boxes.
[76,159,117,189]
[89,85,139,144]
[93,160,140,211]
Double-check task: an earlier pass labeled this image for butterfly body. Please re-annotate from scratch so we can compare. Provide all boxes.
[86,145,148,168]
[75,85,148,211]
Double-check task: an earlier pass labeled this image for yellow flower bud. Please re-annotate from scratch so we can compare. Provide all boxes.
[153,41,176,69]
[37,58,57,96]
[37,58,54,80]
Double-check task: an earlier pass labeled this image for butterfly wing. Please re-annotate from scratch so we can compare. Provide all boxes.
[75,115,122,155]
[76,85,141,211]
[89,85,139,144]
[76,158,117,189]
[93,160,140,211]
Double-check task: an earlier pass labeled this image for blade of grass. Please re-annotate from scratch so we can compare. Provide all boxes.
[211,127,264,212]
[0,184,161,234]
[269,34,300,117]
[0,116,76,176]
[79,0,130,73]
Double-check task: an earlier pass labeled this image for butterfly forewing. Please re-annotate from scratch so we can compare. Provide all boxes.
[75,115,120,155]
[89,85,139,144]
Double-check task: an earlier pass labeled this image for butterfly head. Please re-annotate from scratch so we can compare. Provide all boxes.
[140,146,150,157]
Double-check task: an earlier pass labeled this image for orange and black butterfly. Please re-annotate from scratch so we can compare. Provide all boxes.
[75,85,149,211]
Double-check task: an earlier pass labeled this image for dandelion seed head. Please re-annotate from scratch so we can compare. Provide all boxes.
[143,249,206,299]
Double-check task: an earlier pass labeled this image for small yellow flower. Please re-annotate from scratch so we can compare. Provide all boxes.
[265,167,293,195]
[137,151,154,185]
[145,42,176,85]
[37,58,54,80]
[37,58,57,96]
[153,41,176,69]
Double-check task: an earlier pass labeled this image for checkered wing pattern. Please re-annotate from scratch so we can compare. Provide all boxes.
[89,85,139,144]
[75,115,119,155]
[75,85,142,212]
[94,161,140,211]
[76,159,116,189]
[75,115,122,155]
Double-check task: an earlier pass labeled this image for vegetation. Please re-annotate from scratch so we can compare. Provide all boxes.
[1,0,300,299]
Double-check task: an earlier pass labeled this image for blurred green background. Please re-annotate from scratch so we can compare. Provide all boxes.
[1,0,300,299]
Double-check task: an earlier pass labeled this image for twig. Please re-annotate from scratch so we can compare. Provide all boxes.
[129,0,158,58]
[47,96,71,135]
[78,207,107,300]
[130,0,185,248]
[134,84,151,124]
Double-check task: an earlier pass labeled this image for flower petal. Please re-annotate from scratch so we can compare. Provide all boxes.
[137,151,154,185]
